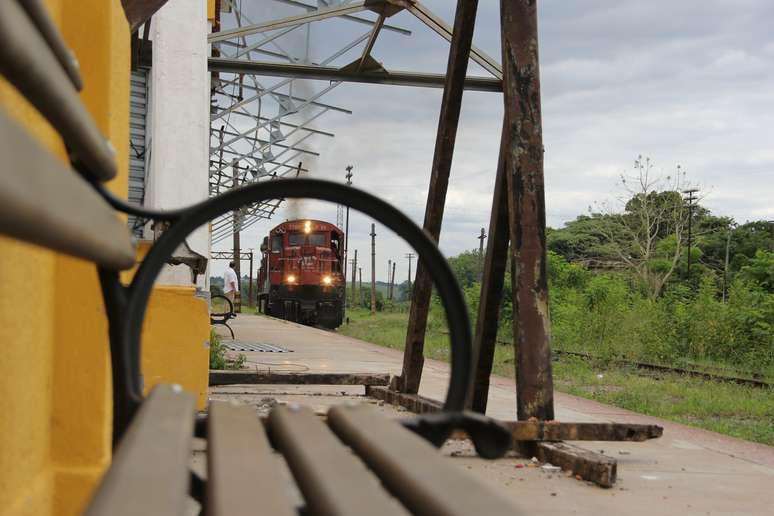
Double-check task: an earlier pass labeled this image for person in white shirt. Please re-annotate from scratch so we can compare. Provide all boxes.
[224,261,239,312]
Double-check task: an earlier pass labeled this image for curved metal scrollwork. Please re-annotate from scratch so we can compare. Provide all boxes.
[98,179,474,443]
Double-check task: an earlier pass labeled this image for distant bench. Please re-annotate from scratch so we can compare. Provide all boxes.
[210,294,237,339]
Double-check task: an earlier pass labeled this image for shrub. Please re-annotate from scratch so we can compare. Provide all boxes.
[209,328,246,370]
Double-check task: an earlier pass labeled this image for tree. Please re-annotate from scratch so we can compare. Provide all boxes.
[738,250,774,293]
[727,221,774,271]
[447,250,481,288]
[592,156,691,299]
[548,214,623,267]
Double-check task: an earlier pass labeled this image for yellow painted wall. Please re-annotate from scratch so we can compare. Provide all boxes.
[143,287,210,409]
[0,2,211,515]
[0,2,128,514]
[130,241,211,410]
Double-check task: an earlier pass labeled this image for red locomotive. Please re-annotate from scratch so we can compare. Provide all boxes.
[257,219,345,328]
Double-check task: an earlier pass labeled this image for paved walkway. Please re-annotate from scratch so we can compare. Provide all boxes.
[213,314,774,515]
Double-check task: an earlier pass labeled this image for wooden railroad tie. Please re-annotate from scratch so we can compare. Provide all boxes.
[366,386,663,488]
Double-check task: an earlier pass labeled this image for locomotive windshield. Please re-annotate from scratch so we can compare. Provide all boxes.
[287,232,327,246]
[270,235,282,252]
[309,233,326,246]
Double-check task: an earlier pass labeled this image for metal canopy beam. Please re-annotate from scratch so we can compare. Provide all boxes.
[214,79,352,114]
[269,0,412,36]
[209,2,368,42]
[356,13,386,71]
[407,1,502,80]
[212,130,320,156]
[211,115,335,138]
[208,58,503,92]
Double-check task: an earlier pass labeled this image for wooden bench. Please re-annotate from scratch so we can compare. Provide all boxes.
[1,2,518,514]
[87,386,518,516]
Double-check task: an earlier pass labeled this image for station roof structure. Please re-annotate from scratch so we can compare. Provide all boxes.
[207,0,502,245]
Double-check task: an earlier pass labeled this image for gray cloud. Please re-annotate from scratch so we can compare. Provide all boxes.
[212,0,774,284]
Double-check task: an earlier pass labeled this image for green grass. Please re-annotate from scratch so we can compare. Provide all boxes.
[552,356,774,445]
[338,307,774,446]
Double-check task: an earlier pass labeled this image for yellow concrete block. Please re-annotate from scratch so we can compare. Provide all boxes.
[0,1,130,514]
[0,238,55,513]
[52,467,104,516]
[51,256,112,469]
[3,470,54,516]
[142,287,211,409]
[48,3,130,513]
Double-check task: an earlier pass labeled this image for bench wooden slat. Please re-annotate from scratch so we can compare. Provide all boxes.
[0,0,117,181]
[0,110,135,270]
[84,385,195,516]
[327,405,520,516]
[207,401,296,516]
[17,0,83,90]
[268,405,409,516]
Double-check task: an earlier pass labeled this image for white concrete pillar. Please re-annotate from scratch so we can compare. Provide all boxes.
[145,0,210,287]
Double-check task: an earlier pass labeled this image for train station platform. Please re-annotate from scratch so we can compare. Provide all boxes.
[211,314,774,516]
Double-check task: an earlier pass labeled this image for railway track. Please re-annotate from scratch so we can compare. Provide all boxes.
[550,349,772,389]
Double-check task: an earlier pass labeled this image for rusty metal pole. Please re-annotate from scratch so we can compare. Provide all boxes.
[397,0,480,394]
[501,0,554,421]
[467,125,511,412]
[370,223,376,315]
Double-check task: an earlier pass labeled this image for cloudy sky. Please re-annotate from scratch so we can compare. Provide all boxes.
[211,0,774,282]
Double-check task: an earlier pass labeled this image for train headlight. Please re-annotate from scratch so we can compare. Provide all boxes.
[304,220,311,234]
[286,275,296,284]
[322,275,332,285]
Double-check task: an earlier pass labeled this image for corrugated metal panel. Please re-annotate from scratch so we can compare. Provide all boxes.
[128,70,148,235]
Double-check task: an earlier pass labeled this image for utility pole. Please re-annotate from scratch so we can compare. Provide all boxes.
[405,252,414,291]
[232,161,241,312]
[387,259,392,290]
[350,249,358,308]
[769,220,774,253]
[683,188,699,285]
[370,223,376,315]
[477,227,487,282]
[248,249,254,307]
[390,261,396,300]
[344,165,353,276]
[358,267,363,306]
[342,166,354,319]
[723,223,735,303]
